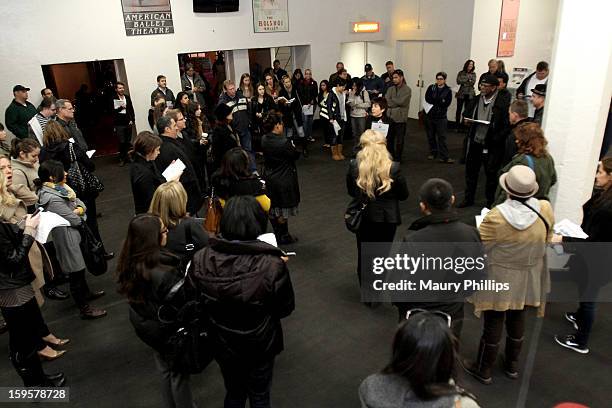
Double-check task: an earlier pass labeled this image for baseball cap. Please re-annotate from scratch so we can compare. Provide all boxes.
[13,85,30,92]
[364,63,373,72]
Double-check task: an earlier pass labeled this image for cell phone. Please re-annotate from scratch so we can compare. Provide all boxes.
[31,207,43,217]
[284,252,296,257]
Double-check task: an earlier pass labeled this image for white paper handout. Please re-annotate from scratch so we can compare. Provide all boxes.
[302,104,314,115]
[332,120,342,136]
[554,219,589,239]
[371,122,389,138]
[257,232,278,247]
[114,99,126,113]
[465,118,490,125]
[86,150,96,158]
[35,210,70,244]
[475,207,491,229]
[162,159,186,181]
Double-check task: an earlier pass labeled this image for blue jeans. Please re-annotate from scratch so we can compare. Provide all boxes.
[237,127,256,172]
[219,358,275,408]
[303,114,314,140]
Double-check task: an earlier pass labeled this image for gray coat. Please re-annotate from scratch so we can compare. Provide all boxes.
[456,71,476,99]
[385,84,412,123]
[38,186,86,273]
[181,73,207,107]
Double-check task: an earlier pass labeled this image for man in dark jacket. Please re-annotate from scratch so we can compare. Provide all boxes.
[503,99,532,166]
[55,99,88,150]
[272,59,288,83]
[150,75,176,107]
[397,179,483,339]
[111,82,136,166]
[458,74,511,208]
[424,72,453,163]
[218,80,254,171]
[362,64,384,99]
[155,116,202,215]
[531,84,546,125]
[5,85,37,139]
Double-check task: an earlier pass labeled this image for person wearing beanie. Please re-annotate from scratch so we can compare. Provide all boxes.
[465,165,554,385]
[458,73,511,208]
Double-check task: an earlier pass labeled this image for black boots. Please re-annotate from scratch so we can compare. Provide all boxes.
[270,218,297,245]
[10,351,66,387]
[503,336,523,379]
[463,339,499,385]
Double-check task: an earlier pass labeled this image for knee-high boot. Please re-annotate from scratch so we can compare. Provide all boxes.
[462,339,499,385]
[503,336,523,379]
[10,351,66,387]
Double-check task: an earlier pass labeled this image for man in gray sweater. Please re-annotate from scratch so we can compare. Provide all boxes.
[385,69,412,162]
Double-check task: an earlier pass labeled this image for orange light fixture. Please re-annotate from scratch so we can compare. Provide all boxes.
[352,21,380,33]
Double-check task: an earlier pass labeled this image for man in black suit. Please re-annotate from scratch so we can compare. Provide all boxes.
[155,116,202,214]
[111,82,135,166]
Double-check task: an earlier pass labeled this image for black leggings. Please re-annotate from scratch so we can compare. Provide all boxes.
[482,309,526,345]
[1,297,48,357]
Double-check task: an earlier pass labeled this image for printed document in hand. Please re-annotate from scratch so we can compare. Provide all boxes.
[35,210,70,244]
[475,207,490,229]
[371,122,389,137]
[554,219,589,239]
[465,118,490,125]
[422,100,433,114]
[258,232,278,247]
[302,104,314,115]
[332,121,342,135]
[162,159,186,181]
[86,150,96,158]
[114,99,126,113]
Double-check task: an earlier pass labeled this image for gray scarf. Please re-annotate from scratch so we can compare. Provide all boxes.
[473,91,497,144]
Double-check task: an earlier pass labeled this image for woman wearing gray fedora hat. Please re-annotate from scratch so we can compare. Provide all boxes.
[464,165,554,385]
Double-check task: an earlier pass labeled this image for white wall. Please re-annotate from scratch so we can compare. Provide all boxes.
[470,0,559,77]
[0,0,390,133]
[340,42,367,78]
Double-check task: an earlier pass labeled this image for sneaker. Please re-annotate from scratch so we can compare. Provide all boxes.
[554,334,589,354]
[565,312,579,330]
[427,154,436,160]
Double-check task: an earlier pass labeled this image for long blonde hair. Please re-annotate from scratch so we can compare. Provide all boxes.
[0,156,17,207]
[148,181,187,227]
[356,130,393,198]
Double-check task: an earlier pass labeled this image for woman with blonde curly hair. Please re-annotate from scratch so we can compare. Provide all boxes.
[492,122,557,206]
[346,130,409,289]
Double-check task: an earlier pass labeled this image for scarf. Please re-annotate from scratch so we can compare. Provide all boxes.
[473,91,497,144]
[43,182,77,201]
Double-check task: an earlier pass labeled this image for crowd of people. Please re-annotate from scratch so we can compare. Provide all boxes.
[0,54,609,408]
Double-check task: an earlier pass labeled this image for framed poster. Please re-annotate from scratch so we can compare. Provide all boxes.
[121,0,174,36]
[497,0,520,57]
[252,0,289,33]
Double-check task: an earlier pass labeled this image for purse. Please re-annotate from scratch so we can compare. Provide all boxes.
[67,143,104,196]
[78,222,108,276]
[203,187,223,234]
[344,195,368,234]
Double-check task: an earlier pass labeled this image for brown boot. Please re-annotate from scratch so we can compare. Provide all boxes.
[332,145,342,161]
[462,339,499,385]
[80,305,107,320]
[337,144,346,160]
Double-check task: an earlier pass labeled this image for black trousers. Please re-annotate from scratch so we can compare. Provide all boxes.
[356,220,397,286]
[464,140,503,205]
[69,270,91,309]
[219,358,275,408]
[482,309,526,345]
[455,97,472,126]
[1,297,46,358]
[115,124,133,162]
[388,122,406,162]
[425,116,449,160]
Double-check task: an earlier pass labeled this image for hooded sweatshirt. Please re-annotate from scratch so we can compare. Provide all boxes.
[496,197,540,231]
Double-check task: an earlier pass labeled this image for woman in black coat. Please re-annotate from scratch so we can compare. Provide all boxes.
[365,97,397,158]
[130,131,166,214]
[553,157,612,354]
[117,213,196,408]
[347,130,409,287]
[39,121,112,258]
[251,83,276,153]
[0,213,66,387]
[188,196,295,408]
[211,103,240,172]
[261,111,301,244]
[278,76,306,156]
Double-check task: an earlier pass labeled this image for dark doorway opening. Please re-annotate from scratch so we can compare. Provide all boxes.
[178,51,226,114]
[41,59,131,156]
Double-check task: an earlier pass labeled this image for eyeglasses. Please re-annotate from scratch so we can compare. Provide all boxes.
[436,77,445,80]
[405,308,452,328]
[61,106,75,111]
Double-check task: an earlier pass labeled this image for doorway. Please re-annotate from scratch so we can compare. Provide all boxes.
[396,40,443,119]
[177,51,226,110]
[41,59,130,155]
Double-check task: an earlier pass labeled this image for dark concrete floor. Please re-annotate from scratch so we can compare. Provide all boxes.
[1,120,609,408]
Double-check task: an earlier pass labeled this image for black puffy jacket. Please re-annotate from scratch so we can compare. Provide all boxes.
[188,237,295,363]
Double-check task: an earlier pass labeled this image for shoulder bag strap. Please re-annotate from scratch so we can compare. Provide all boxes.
[524,154,535,170]
[520,201,550,237]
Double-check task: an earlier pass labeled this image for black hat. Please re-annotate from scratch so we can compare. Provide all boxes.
[531,84,546,97]
[214,103,233,120]
[364,63,373,72]
[13,85,30,92]
[481,74,499,86]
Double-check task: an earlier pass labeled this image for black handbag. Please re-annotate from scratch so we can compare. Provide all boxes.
[67,143,104,196]
[79,222,108,276]
[344,195,368,234]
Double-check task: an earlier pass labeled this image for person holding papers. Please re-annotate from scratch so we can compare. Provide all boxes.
[365,97,396,158]
[347,78,371,153]
[458,74,510,208]
[154,116,202,215]
[553,157,612,354]
[27,97,55,144]
[10,138,40,193]
[111,82,135,167]
[279,75,306,157]
[424,72,454,163]
[129,131,166,214]
[36,160,107,320]
[327,78,347,161]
